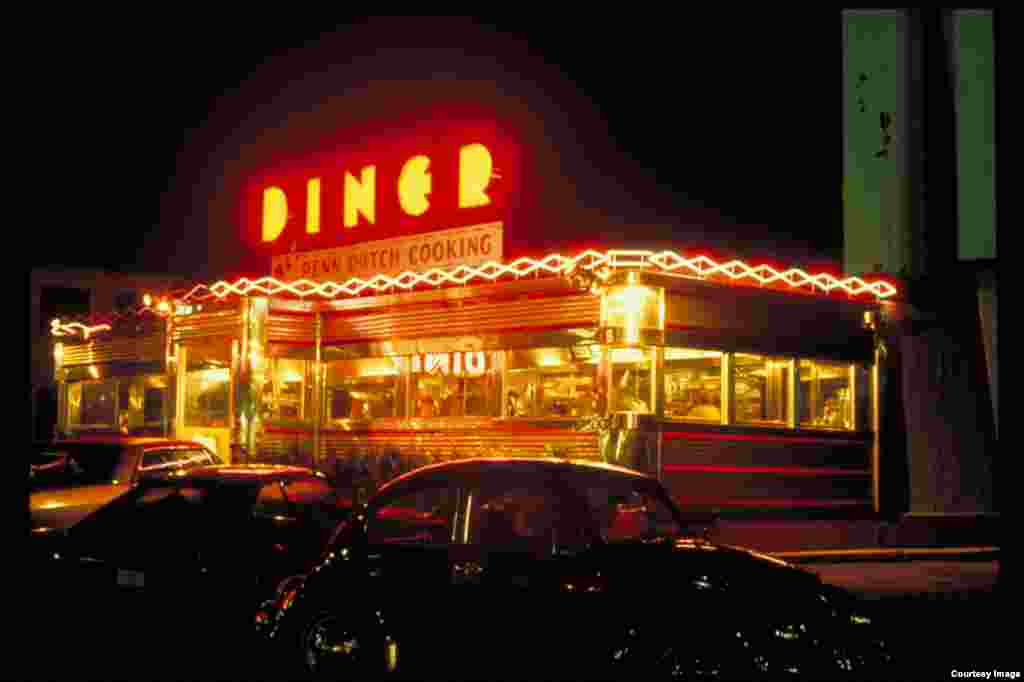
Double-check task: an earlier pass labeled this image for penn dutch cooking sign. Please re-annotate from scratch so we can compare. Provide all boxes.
[242,122,517,282]
[272,222,502,281]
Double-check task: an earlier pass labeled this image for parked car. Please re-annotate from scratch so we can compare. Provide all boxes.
[33,464,353,680]
[45,464,350,603]
[30,436,222,537]
[261,457,893,680]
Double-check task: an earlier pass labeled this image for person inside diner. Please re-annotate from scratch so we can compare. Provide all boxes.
[687,389,721,421]
[440,383,464,417]
[417,393,438,417]
[506,391,521,417]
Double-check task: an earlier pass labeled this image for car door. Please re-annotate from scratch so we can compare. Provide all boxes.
[362,478,460,674]
[453,472,586,679]
[273,475,346,577]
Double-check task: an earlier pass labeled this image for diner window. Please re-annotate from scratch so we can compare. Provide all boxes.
[143,376,168,429]
[69,380,117,428]
[116,378,138,432]
[664,348,723,421]
[609,347,654,414]
[325,356,405,421]
[412,352,499,418]
[183,340,231,428]
[504,348,598,418]
[799,359,854,430]
[733,353,789,425]
[263,346,315,422]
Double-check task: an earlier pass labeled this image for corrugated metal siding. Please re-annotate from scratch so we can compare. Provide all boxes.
[171,309,243,343]
[267,313,316,343]
[61,331,166,366]
[322,294,599,343]
[659,429,873,513]
[252,423,600,473]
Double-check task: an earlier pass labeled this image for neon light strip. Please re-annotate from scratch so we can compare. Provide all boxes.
[662,464,870,477]
[308,426,599,437]
[174,249,898,305]
[663,431,869,446]
[673,497,872,509]
[50,249,897,337]
[49,319,112,338]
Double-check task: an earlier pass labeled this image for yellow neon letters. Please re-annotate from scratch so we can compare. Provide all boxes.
[260,143,496,242]
[398,155,431,216]
[262,186,288,242]
[459,143,493,208]
[344,166,376,228]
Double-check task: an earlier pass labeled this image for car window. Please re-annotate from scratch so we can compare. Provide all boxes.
[30,443,124,488]
[172,448,217,467]
[575,475,682,542]
[368,484,457,546]
[466,483,576,553]
[283,477,332,506]
[140,448,218,475]
[141,451,170,469]
[254,481,290,518]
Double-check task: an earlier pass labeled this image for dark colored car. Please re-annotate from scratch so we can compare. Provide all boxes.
[30,436,223,535]
[261,458,893,680]
[31,464,355,680]
[42,465,351,613]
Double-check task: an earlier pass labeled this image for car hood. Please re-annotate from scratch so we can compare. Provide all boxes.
[30,483,132,531]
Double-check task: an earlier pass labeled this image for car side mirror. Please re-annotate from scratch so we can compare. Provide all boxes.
[678,511,718,540]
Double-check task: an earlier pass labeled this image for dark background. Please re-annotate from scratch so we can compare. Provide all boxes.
[32,12,844,279]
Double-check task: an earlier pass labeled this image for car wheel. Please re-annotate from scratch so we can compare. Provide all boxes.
[300,610,366,678]
[289,607,399,681]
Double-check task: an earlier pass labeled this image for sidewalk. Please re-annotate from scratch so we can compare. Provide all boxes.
[703,512,1002,556]
[773,545,1000,563]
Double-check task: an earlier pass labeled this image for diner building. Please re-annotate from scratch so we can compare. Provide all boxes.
[49,248,898,517]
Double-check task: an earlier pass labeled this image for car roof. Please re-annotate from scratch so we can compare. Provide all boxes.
[166,464,322,484]
[49,436,212,450]
[378,457,650,495]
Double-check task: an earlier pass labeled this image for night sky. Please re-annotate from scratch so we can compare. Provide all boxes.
[35,13,845,280]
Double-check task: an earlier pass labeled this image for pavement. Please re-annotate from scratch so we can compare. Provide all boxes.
[704,513,1003,554]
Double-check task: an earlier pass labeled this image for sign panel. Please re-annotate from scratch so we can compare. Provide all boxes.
[242,122,517,260]
[953,10,997,261]
[842,10,911,278]
[271,222,503,282]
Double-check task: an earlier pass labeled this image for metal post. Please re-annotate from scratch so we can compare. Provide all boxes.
[313,311,322,472]
[235,297,269,465]
[720,353,733,425]
[787,358,799,430]
[872,347,883,514]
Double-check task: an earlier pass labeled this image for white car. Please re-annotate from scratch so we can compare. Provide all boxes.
[30,436,221,534]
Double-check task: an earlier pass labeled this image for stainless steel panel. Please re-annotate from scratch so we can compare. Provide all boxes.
[322,294,599,344]
[267,312,316,343]
[171,309,243,343]
[60,332,166,367]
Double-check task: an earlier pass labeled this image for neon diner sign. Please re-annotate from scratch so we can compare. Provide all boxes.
[260,142,498,244]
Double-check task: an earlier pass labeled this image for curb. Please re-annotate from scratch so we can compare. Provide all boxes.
[771,546,1000,564]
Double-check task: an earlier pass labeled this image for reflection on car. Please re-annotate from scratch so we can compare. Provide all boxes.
[261,457,894,680]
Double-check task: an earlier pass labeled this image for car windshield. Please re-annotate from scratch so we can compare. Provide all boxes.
[568,471,685,543]
[30,443,125,489]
